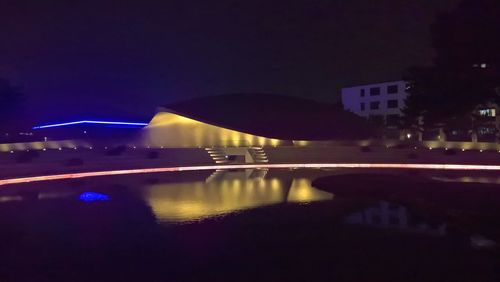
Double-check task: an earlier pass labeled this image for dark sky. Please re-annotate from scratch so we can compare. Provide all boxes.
[0,0,459,123]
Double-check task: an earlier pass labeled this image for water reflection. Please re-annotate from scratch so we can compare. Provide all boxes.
[79,192,111,202]
[0,170,498,281]
[431,176,500,184]
[344,201,446,236]
[205,168,269,182]
[141,169,333,222]
[288,178,333,203]
[0,169,333,223]
[0,190,76,202]
[0,195,23,202]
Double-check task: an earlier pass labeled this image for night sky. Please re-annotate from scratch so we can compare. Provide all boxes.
[0,0,459,124]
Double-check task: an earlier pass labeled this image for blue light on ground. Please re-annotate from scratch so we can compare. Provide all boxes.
[79,192,110,202]
[33,120,148,130]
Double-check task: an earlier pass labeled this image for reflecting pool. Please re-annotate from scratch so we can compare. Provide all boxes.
[142,169,333,222]
[0,169,498,282]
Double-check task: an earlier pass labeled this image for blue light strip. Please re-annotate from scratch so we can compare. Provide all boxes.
[33,120,148,129]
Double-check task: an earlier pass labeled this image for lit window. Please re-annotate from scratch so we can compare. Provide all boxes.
[480,63,487,69]
[370,101,380,110]
[477,126,496,135]
[479,109,496,117]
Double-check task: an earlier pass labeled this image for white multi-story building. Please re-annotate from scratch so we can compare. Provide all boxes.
[341,80,409,127]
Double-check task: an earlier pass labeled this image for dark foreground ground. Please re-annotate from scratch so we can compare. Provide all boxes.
[0,171,499,282]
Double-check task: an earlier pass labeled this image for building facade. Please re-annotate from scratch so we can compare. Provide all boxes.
[473,103,499,142]
[341,80,408,127]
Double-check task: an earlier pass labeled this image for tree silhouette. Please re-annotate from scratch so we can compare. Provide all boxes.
[403,0,500,135]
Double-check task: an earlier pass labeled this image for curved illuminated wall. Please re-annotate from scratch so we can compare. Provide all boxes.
[0,140,90,152]
[142,111,288,148]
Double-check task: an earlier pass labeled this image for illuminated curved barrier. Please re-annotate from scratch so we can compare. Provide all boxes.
[0,140,90,152]
[143,112,286,147]
[1,163,500,187]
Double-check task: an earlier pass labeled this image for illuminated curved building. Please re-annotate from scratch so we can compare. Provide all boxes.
[142,94,374,149]
[5,94,372,154]
[143,111,286,148]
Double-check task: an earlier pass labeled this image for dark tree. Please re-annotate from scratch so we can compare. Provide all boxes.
[0,78,24,132]
[403,0,500,132]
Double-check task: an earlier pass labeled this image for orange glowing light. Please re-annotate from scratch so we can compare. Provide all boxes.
[1,163,500,187]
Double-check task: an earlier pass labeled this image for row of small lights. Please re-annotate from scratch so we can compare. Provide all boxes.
[385,145,499,153]
[426,147,496,153]
[5,146,189,154]
[7,145,500,154]
[8,145,232,153]
[7,145,147,154]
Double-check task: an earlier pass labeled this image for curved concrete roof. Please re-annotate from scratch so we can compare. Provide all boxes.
[162,94,375,140]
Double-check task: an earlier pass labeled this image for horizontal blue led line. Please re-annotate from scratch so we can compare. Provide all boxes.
[33,120,148,129]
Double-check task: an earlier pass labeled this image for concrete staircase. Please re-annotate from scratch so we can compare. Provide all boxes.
[248,147,269,163]
[205,147,269,164]
[205,147,230,164]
